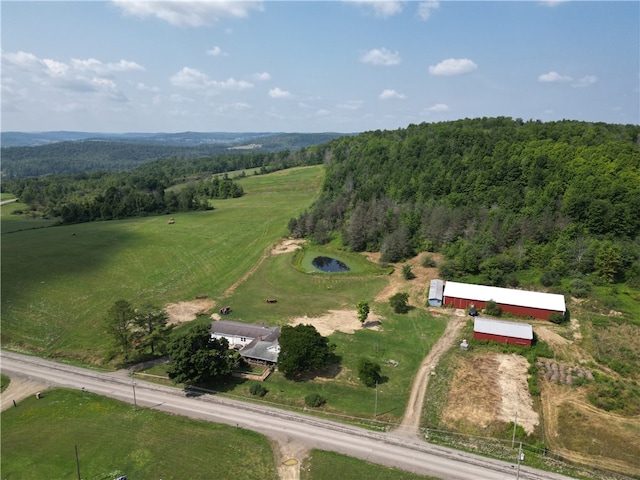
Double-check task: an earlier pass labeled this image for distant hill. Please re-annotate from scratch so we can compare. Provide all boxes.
[0,131,348,177]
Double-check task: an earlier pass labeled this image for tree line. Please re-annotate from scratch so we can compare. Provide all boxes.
[1,144,328,224]
[288,117,640,290]
[0,132,344,177]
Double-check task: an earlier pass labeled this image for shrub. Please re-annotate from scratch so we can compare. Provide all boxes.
[569,278,591,298]
[402,265,415,280]
[548,312,566,324]
[484,300,502,316]
[421,254,437,268]
[389,292,410,314]
[249,383,268,397]
[540,271,561,287]
[305,393,326,408]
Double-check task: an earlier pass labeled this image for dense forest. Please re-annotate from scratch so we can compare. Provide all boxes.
[0,132,345,177]
[288,117,640,290]
[2,145,326,224]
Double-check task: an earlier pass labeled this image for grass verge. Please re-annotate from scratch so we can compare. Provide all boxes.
[1,388,277,480]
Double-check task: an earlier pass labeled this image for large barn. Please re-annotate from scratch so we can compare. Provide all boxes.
[443,281,566,320]
[473,317,533,346]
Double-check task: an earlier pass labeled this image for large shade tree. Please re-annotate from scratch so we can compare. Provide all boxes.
[106,299,136,359]
[167,324,237,385]
[133,304,174,356]
[277,324,336,379]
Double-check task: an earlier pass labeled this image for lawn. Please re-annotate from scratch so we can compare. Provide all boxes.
[301,450,438,480]
[1,388,277,480]
[1,166,323,362]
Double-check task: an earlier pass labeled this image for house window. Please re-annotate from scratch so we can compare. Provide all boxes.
[241,337,247,342]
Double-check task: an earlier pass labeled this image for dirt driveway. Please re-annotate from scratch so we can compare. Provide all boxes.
[1,377,49,411]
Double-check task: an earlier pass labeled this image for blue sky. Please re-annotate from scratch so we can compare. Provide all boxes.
[2,1,638,133]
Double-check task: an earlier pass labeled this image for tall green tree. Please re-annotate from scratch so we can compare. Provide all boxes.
[277,324,336,379]
[358,358,382,387]
[106,299,136,359]
[133,305,174,356]
[167,324,236,386]
[356,300,370,325]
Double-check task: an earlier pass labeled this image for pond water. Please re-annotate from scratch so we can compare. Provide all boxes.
[312,256,350,273]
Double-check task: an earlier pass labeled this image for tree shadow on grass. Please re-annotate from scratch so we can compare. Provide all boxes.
[287,357,343,382]
[184,375,248,396]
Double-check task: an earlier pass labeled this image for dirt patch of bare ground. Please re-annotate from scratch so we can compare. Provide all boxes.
[440,353,539,435]
[165,300,217,326]
[288,309,382,337]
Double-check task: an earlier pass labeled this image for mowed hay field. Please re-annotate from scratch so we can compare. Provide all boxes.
[1,166,323,362]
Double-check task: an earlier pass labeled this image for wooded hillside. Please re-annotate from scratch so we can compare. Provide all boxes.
[0,132,345,177]
[289,117,640,288]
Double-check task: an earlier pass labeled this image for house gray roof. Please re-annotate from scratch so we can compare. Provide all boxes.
[211,320,279,340]
[240,335,281,363]
[429,279,444,300]
[444,281,566,312]
[474,317,533,340]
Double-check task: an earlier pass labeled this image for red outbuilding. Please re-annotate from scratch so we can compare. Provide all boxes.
[473,317,533,346]
[443,281,565,321]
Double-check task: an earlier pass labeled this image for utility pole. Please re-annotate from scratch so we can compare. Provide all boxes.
[516,441,523,479]
[374,381,378,417]
[132,371,137,407]
[75,444,81,480]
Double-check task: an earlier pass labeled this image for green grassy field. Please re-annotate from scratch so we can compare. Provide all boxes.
[301,450,438,480]
[1,389,277,480]
[1,166,324,362]
[1,199,58,233]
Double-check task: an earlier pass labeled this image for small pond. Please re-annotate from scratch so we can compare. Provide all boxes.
[311,256,350,273]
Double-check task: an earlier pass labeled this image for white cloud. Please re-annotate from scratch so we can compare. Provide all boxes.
[337,100,364,110]
[215,78,253,90]
[2,50,139,102]
[112,0,264,27]
[429,58,478,76]
[349,0,404,18]
[137,82,160,92]
[42,59,69,77]
[360,48,401,66]
[538,71,572,83]
[254,72,271,81]
[206,46,227,57]
[269,87,291,98]
[71,58,144,74]
[538,72,598,88]
[170,67,253,91]
[170,67,210,89]
[3,50,41,69]
[417,1,439,21]
[572,75,598,88]
[316,109,331,116]
[379,89,406,100]
[427,103,449,112]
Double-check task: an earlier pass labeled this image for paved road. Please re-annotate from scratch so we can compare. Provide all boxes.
[1,351,576,480]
